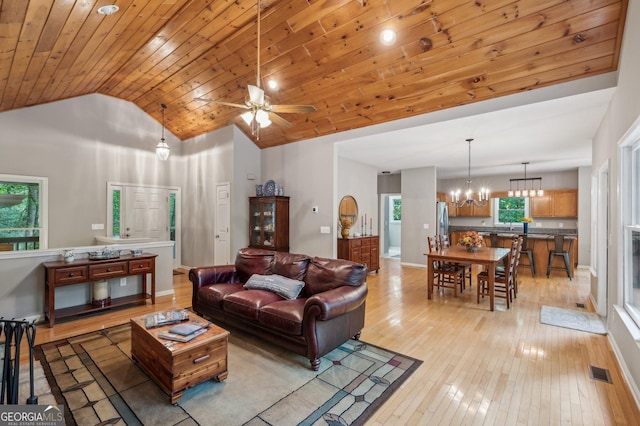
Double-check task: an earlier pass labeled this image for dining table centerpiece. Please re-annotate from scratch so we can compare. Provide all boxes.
[459,231,483,252]
[521,217,533,234]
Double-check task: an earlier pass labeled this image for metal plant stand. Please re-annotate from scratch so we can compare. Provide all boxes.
[0,318,37,404]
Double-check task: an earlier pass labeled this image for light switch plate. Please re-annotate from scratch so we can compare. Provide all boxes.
[92,223,104,230]
[423,224,429,229]
[320,226,330,234]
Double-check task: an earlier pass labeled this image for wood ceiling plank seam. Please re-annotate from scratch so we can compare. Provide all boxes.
[25,0,104,106]
[102,0,243,99]
[321,34,617,115]
[97,0,214,96]
[73,0,184,96]
[352,20,620,103]
[285,0,352,33]
[116,0,256,103]
[33,0,74,53]
[39,0,117,102]
[0,0,28,108]
[1,0,54,110]
[278,1,620,105]
[59,0,163,97]
[322,55,615,131]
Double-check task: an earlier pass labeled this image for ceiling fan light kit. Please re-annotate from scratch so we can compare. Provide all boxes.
[196,0,315,139]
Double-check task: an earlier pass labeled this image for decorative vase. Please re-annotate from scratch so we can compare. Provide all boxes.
[62,249,75,263]
[466,245,478,253]
[256,184,263,196]
[341,227,350,238]
[523,222,529,234]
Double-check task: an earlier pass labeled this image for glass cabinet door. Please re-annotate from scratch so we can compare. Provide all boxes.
[263,201,275,247]
[250,202,263,246]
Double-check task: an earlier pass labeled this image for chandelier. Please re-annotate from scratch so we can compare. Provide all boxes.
[508,162,543,197]
[155,103,170,161]
[451,138,490,207]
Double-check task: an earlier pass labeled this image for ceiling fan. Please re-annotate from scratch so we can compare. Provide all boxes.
[196,0,316,138]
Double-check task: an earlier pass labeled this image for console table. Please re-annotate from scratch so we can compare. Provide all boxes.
[337,235,379,273]
[43,254,157,327]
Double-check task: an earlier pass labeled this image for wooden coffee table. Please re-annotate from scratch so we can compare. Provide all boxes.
[130,311,229,404]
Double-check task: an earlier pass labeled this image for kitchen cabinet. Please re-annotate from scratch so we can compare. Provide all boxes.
[530,189,577,218]
[249,196,290,252]
[454,200,491,217]
[437,192,457,217]
[337,235,379,273]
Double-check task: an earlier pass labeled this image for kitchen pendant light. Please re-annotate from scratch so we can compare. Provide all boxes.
[451,139,490,207]
[155,103,170,161]
[508,162,542,198]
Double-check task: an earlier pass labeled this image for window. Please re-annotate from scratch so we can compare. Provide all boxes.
[623,138,640,327]
[389,196,401,222]
[0,174,48,251]
[494,197,528,225]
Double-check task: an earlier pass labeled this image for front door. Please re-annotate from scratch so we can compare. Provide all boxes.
[124,186,167,241]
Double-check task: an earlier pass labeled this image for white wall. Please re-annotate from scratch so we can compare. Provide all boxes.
[401,166,437,265]
[337,157,378,236]
[261,138,336,257]
[591,0,640,404]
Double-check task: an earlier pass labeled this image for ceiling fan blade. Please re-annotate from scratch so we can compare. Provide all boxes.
[271,104,317,114]
[196,97,249,109]
[248,85,264,104]
[268,112,293,129]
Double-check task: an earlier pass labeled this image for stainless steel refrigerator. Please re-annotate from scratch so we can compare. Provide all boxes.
[436,202,449,236]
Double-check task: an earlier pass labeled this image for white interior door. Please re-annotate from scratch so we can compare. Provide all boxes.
[214,182,231,265]
[124,187,167,241]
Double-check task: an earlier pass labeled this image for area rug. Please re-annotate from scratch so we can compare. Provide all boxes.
[35,324,421,425]
[540,305,607,335]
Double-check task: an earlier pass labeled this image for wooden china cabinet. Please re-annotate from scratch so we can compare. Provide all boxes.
[249,196,289,252]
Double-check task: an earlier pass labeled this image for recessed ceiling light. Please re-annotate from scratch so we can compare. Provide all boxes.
[379,29,397,46]
[97,5,119,15]
[267,80,278,90]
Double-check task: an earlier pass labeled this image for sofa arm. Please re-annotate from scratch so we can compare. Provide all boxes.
[189,265,239,292]
[304,283,368,321]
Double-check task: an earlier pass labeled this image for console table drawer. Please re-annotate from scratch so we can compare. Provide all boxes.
[89,261,128,279]
[54,266,89,285]
[130,258,153,274]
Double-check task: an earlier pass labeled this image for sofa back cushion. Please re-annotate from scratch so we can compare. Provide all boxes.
[235,248,275,283]
[302,257,367,297]
[273,252,311,281]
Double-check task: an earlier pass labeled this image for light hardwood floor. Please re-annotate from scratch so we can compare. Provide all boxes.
[24,260,640,425]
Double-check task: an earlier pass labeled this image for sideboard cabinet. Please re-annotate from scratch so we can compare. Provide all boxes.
[43,254,157,327]
[249,196,290,252]
[337,235,379,273]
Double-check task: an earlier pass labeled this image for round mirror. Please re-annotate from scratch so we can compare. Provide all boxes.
[339,195,358,228]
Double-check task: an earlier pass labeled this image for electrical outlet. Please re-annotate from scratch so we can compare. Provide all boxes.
[559,222,564,228]
[120,278,127,287]
[423,224,429,229]
[536,222,542,227]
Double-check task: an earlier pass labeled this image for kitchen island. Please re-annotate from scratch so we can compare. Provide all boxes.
[450,228,577,278]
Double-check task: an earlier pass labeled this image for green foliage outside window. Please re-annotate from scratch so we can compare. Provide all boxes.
[393,199,401,221]
[498,197,525,223]
[0,181,40,250]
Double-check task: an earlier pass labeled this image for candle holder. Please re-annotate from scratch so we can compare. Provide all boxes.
[92,279,111,307]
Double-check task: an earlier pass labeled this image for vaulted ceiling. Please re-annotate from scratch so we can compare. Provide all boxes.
[0,0,628,149]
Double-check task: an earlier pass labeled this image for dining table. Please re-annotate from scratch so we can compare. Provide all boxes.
[426,245,511,311]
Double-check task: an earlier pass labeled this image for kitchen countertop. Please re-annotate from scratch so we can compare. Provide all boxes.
[449,226,577,237]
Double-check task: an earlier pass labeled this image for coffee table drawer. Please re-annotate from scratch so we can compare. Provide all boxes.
[173,337,227,390]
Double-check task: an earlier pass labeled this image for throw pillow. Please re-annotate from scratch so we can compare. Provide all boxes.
[244,274,305,300]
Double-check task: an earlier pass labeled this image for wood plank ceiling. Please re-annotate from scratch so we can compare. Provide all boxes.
[0,0,628,149]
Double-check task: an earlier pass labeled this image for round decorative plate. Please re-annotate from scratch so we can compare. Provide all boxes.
[264,179,276,196]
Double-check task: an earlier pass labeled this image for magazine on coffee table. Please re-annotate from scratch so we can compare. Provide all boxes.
[144,309,190,329]
[158,328,207,343]
[168,321,211,336]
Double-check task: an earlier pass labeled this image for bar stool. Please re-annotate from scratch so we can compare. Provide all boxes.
[488,233,499,248]
[520,234,535,276]
[546,235,573,280]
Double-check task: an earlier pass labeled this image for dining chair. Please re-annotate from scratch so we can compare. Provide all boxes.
[427,236,465,297]
[438,234,472,290]
[496,236,523,297]
[546,235,573,280]
[477,238,518,308]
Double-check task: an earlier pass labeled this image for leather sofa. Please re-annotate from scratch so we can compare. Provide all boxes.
[189,248,368,370]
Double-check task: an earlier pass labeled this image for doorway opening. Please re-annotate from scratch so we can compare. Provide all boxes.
[380,194,401,258]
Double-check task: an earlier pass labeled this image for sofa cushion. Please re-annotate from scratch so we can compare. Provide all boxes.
[273,252,310,281]
[259,299,306,336]
[244,274,305,300]
[224,290,283,321]
[235,248,275,282]
[303,257,367,297]
[199,283,245,309]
